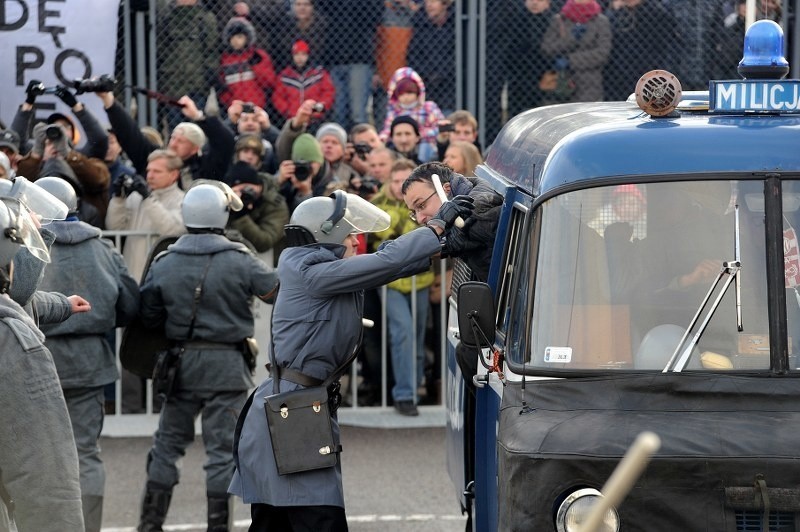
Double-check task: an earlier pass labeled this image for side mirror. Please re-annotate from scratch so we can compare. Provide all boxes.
[457,282,496,348]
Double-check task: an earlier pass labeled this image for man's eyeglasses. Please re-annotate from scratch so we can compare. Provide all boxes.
[409,190,438,222]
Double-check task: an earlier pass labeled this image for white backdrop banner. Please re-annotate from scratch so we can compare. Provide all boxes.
[0,0,121,143]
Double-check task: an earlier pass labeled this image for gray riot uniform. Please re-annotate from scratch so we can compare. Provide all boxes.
[139,233,277,497]
[0,295,84,532]
[230,226,441,507]
[37,220,139,530]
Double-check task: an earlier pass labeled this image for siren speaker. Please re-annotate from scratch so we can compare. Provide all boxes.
[635,70,682,117]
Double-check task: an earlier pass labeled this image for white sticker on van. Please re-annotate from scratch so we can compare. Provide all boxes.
[544,346,572,363]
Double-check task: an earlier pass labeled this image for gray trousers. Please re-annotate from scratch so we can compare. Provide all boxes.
[63,386,106,497]
[146,389,247,495]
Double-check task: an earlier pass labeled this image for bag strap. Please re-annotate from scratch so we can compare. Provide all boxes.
[186,255,214,341]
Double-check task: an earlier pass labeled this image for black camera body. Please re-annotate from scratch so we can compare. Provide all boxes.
[240,186,260,204]
[439,123,455,133]
[353,142,372,161]
[72,74,116,95]
[358,176,380,198]
[241,102,255,114]
[44,124,65,141]
[293,160,313,181]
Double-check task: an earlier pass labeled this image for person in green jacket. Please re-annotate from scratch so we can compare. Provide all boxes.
[370,157,434,415]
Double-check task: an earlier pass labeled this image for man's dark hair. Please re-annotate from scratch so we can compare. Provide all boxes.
[402,162,454,195]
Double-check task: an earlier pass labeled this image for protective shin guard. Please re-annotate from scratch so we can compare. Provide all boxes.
[207,494,233,532]
[137,482,172,532]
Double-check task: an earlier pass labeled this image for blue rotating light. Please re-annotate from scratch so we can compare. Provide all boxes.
[738,19,790,79]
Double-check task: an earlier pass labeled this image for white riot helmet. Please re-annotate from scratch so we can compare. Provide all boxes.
[286,190,391,246]
[33,176,78,215]
[182,180,244,230]
[0,197,50,268]
[0,176,69,224]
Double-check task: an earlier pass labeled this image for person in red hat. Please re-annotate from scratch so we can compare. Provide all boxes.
[271,39,336,127]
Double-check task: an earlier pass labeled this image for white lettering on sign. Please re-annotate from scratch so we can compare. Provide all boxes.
[712,81,800,113]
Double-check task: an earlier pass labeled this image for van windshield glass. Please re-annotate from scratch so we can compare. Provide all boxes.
[524,180,781,372]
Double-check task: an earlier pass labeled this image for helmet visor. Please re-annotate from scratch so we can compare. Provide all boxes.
[0,176,68,224]
[342,193,391,234]
[190,179,244,212]
[1,197,50,263]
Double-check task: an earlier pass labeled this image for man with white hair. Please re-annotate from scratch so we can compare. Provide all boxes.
[96,91,235,188]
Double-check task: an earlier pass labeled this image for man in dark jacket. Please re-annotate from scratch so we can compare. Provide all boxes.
[96,91,234,189]
[34,177,140,532]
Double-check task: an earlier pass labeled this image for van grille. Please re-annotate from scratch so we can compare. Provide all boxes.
[736,510,796,531]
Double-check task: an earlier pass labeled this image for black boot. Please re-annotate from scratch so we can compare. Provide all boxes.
[207,493,232,532]
[137,482,172,532]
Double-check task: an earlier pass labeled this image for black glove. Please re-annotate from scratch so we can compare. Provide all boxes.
[428,195,475,231]
[54,85,78,108]
[124,174,149,199]
[25,79,45,105]
[110,174,128,197]
[441,226,482,257]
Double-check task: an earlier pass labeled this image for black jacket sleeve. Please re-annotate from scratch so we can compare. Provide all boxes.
[74,106,109,160]
[105,100,157,175]
[199,116,235,181]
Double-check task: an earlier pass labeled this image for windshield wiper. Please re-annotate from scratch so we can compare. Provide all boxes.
[663,204,743,372]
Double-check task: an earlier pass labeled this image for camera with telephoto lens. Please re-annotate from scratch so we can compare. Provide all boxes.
[72,74,116,95]
[293,160,313,181]
[357,176,380,198]
[240,186,260,204]
[353,142,372,161]
[44,124,65,141]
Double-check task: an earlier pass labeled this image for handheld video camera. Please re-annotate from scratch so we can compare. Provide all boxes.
[293,160,313,181]
[72,74,116,95]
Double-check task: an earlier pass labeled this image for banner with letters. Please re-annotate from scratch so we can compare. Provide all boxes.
[0,0,121,145]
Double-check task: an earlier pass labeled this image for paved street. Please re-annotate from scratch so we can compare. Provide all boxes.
[101,419,466,531]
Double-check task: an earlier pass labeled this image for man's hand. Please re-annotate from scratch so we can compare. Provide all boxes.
[291,100,316,130]
[54,86,79,109]
[256,106,271,129]
[427,195,475,232]
[277,160,295,184]
[68,295,92,314]
[25,79,44,105]
[125,174,150,199]
[179,95,202,120]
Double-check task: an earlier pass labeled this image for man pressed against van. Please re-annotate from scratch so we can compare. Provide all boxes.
[402,161,502,283]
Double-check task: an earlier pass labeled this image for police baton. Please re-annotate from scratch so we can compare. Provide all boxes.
[432,174,465,229]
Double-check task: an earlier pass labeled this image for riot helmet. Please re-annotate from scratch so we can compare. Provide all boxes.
[286,190,391,246]
[34,176,78,215]
[182,180,243,230]
[0,197,50,268]
[0,176,69,223]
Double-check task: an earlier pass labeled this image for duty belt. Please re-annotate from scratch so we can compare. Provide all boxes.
[182,340,241,351]
[265,363,323,387]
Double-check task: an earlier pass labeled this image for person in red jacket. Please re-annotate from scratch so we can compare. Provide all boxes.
[271,40,335,128]
[218,17,276,111]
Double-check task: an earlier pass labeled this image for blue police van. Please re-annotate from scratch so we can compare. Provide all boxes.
[446,21,800,531]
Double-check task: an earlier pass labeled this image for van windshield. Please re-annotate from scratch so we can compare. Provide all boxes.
[521,179,800,372]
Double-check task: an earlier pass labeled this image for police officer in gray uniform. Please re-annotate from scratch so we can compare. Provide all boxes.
[0,196,85,532]
[34,177,140,532]
[137,182,279,532]
[229,190,472,530]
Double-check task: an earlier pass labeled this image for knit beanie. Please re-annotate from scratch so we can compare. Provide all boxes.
[225,160,261,187]
[315,122,347,149]
[172,122,207,150]
[291,133,324,163]
[390,115,420,137]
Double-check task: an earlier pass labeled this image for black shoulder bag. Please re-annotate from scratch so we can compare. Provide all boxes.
[263,330,361,476]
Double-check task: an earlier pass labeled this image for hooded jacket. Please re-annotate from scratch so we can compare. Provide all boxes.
[39,220,139,388]
[219,18,277,110]
[271,63,336,122]
[379,67,445,151]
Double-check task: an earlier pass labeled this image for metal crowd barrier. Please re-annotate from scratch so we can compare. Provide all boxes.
[100,230,448,436]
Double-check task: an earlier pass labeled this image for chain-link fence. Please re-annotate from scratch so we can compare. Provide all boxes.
[115,0,796,151]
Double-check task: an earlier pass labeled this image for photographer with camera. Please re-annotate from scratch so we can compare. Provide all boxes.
[276,133,337,212]
[13,79,112,224]
[226,100,280,175]
[96,91,235,189]
[344,123,386,178]
[224,141,289,255]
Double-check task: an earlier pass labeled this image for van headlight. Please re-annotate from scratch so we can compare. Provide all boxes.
[555,488,620,532]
